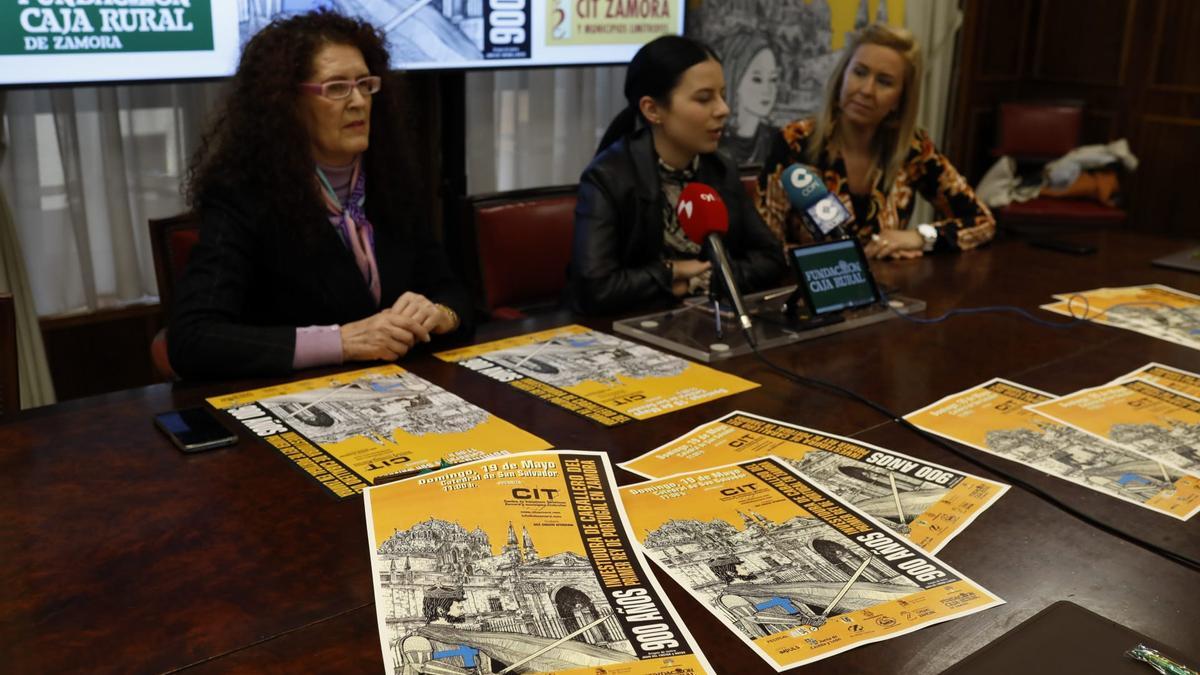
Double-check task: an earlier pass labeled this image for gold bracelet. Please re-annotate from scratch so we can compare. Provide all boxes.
[435,303,459,332]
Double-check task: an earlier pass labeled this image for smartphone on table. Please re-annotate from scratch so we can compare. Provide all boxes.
[153,407,237,453]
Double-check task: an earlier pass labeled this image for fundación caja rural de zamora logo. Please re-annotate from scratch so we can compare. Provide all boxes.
[5,1,214,55]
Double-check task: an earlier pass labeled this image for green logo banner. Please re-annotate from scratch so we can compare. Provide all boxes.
[2,1,213,55]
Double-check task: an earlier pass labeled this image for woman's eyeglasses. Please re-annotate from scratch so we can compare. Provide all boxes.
[299,76,382,100]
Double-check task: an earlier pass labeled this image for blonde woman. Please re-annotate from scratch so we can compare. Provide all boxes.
[757,23,994,259]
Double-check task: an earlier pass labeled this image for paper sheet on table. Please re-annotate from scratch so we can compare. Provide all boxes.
[1029,378,1200,477]
[619,410,1009,552]
[906,379,1200,521]
[208,365,550,498]
[437,325,757,426]
[619,457,1004,671]
[363,450,712,675]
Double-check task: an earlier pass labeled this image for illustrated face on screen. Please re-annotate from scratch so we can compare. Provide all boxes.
[737,47,779,121]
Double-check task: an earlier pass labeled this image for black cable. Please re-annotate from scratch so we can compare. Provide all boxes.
[745,340,1200,573]
[881,289,1200,335]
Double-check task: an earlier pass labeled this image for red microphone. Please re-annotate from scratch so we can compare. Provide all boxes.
[677,182,729,243]
[676,183,754,335]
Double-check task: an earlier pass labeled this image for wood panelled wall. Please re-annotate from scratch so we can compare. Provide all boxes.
[947,0,1200,236]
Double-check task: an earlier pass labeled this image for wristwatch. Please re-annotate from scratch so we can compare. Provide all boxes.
[917,223,938,252]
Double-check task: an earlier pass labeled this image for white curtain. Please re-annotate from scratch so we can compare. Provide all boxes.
[465,67,626,194]
[0,93,56,408]
[0,82,225,319]
[907,0,964,226]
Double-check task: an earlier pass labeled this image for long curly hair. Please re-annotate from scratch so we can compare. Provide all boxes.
[186,10,420,242]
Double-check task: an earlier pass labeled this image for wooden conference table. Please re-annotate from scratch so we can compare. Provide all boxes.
[2,230,1198,674]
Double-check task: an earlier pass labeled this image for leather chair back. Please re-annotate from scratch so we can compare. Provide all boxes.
[148,213,200,379]
[149,212,201,312]
[740,171,760,203]
[464,185,578,319]
[996,103,1082,161]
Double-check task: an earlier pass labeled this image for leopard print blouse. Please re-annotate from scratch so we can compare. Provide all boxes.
[756,118,995,252]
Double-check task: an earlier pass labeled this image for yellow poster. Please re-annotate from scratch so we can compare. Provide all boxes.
[436,325,758,426]
[619,411,1008,553]
[208,365,551,499]
[1111,362,1200,398]
[906,379,1200,521]
[545,0,683,46]
[363,451,712,675]
[1029,379,1200,477]
[618,457,1003,671]
[1040,284,1200,349]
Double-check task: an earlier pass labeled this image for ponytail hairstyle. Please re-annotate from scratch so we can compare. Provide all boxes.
[807,23,922,190]
[595,35,719,155]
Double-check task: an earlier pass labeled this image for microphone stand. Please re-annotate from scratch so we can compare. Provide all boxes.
[710,286,724,339]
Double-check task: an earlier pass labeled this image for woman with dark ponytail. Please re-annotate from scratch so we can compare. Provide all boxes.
[568,35,786,315]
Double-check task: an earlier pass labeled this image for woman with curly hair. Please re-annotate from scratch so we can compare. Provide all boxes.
[757,23,994,259]
[170,10,470,379]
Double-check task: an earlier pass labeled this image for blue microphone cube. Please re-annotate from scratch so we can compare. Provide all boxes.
[806,194,852,236]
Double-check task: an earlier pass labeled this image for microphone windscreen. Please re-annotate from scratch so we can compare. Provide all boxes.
[782,164,829,210]
[677,182,729,245]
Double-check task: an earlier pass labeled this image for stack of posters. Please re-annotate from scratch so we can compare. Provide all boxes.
[1040,284,1200,349]
[618,457,1005,670]
[436,325,758,426]
[620,412,1009,553]
[363,451,712,675]
[905,375,1200,521]
[209,365,550,499]
[1029,379,1200,477]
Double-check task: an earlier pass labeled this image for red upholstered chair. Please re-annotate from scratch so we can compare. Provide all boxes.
[463,185,578,320]
[149,213,201,379]
[0,293,19,418]
[992,102,1126,232]
[740,167,761,203]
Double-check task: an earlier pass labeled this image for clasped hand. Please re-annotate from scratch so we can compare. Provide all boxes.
[864,230,924,260]
[670,259,713,297]
[340,292,454,362]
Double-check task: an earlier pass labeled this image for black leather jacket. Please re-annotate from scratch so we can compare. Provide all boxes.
[569,129,787,315]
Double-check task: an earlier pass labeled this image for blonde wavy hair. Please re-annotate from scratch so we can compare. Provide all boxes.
[806,23,923,190]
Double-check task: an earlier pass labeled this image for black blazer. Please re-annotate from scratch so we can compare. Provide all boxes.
[569,129,787,315]
[168,188,472,380]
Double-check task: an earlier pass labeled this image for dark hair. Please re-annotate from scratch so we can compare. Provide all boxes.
[595,35,719,155]
[186,10,420,242]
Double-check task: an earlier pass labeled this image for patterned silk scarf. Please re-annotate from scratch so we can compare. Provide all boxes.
[316,158,381,306]
[657,156,711,294]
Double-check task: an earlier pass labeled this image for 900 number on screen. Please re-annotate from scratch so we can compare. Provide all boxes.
[489,0,527,44]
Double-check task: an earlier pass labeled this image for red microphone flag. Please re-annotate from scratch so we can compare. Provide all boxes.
[676,182,729,244]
